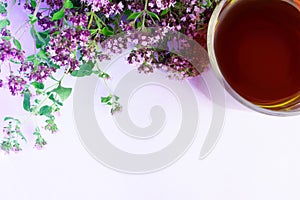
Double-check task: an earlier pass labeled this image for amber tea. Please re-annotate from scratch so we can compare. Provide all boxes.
[214,0,300,110]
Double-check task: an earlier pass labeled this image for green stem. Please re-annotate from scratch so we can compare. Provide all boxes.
[144,0,149,10]
[114,14,121,33]
[59,65,72,84]
[33,94,51,114]
[141,0,149,30]
[17,0,42,40]
[33,0,42,17]
[95,63,113,95]
[93,13,107,27]
[88,12,94,29]
[13,20,30,36]
[44,82,59,93]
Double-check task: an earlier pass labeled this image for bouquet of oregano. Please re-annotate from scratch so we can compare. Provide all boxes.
[0,0,218,153]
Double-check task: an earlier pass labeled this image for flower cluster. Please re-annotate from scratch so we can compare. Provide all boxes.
[46,28,93,71]
[24,2,55,30]
[67,12,88,27]
[128,48,200,79]
[0,118,26,154]
[84,0,218,79]
[20,62,57,83]
[7,75,27,96]
[42,0,64,8]
[0,0,218,154]
[82,0,124,17]
[148,0,176,13]
[33,127,47,150]
[44,115,58,134]
[0,39,25,63]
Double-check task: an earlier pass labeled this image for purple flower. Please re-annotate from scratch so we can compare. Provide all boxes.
[0,40,25,63]
[82,0,124,17]
[7,75,27,96]
[20,62,57,83]
[34,137,47,150]
[42,0,64,8]
[148,0,176,13]
[11,145,22,153]
[67,12,89,27]
[46,28,93,71]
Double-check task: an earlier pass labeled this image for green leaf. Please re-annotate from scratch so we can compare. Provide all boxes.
[0,19,10,30]
[30,27,48,48]
[1,36,12,41]
[71,61,94,77]
[49,94,63,106]
[26,55,35,61]
[101,95,112,103]
[9,59,21,65]
[127,12,142,21]
[51,8,65,21]
[136,22,142,28]
[31,0,37,8]
[114,95,120,101]
[124,9,132,17]
[28,14,38,24]
[101,27,114,36]
[51,85,72,102]
[37,50,47,60]
[33,127,41,136]
[99,72,110,79]
[90,29,98,36]
[0,3,7,14]
[38,30,50,38]
[35,30,46,44]
[36,31,50,48]
[23,91,31,112]
[206,0,212,7]
[39,105,52,116]
[13,39,22,50]
[34,99,40,104]
[147,11,160,20]
[29,26,35,38]
[4,117,15,122]
[33,59,39,67]
[160,8,170,16]
[31,81,44,90]
[64,0,73,9]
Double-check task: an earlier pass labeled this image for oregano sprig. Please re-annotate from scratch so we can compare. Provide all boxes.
[0,0,219,153]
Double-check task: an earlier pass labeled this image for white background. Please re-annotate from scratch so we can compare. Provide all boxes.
[1,3,300,200]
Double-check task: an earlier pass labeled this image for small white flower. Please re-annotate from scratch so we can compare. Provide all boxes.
[194,6,201,15]
[142,41,148,46]
[156,0,162,8]
[189,14,196,21]
[49,49,56,57]
[117,2,124,10]
[82,56,88,61]
[133,39,138,44]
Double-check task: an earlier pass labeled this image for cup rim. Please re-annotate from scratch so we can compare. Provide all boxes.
[207,0,300,116]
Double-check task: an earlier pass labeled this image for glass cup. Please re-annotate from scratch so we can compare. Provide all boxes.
[207,0,300,116]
